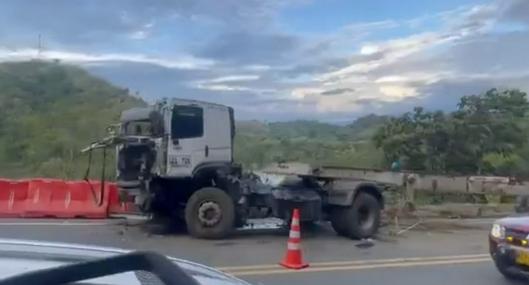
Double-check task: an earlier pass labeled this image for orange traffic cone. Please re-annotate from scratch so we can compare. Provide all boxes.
[279,208,309,269]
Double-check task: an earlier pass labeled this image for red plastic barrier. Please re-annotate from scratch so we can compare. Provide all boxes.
[24,179,66,217]
[0,178,137,218]
[61,180,109,218]
[0,179,28,217]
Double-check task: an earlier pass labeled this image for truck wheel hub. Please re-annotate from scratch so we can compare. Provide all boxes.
[198,201,222,226]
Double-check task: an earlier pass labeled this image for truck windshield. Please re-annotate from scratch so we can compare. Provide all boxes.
[122,120,152,136]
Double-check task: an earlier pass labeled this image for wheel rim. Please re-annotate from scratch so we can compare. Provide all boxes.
[198,201,222,227]
[358,205,375,231]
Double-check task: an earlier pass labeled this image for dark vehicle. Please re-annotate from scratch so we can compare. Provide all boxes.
[489,216,529,281]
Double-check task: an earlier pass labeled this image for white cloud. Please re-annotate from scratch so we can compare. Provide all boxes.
[344,20,399,33]
[144,21,155,29]
[375,72,445,84]
[374,75,407,83]
[191,74,262,92]
[194,82,279,94]
[286,1,509,115]
[317,32,451,83]
[359,45,380,55]
[208,75,260,83]
[191,74,281,94]
[0,48,214,70]
[129,21,155,40]
[291,87,323,99]
[379,85,418,100]
[243,64,272,71]
[195,84,253,92]
[129,30,148,40]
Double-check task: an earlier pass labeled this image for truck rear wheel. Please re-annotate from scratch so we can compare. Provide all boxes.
[330,208,349,236]
[332,193,381,239]
[185,187,235,239]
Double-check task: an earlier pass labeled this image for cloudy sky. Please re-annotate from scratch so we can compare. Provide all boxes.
[1,0,528,122]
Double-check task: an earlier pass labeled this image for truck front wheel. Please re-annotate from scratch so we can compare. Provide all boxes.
[331,192,381,239]
[185,187,235,239]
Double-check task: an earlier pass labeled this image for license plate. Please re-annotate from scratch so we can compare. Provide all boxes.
[516,251,529,266]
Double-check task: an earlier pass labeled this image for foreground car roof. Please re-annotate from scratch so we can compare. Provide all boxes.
[0,238,248,285]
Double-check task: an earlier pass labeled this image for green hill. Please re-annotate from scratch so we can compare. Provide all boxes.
[0,61,145,178]
[234,118,386,170]
[346,114,390,141]
[0,61,384,178]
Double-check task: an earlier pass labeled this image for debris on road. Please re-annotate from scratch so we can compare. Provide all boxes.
[396,220,423,236]
[355,238,375,249]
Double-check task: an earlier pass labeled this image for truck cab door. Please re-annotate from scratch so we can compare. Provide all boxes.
[166,104,205,178]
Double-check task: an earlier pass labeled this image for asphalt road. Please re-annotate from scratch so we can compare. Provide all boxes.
[243,262,525,285]
[0,218,523,285]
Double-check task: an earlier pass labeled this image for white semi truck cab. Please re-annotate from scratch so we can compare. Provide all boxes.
[89,98,385,239]
[118,98,234,178]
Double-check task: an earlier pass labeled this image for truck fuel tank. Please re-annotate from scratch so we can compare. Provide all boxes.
[247,172,322,222]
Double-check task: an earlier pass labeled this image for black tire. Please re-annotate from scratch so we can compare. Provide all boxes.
[330,207,349,236]
[185,187,235,239]
[340,193,381,239]
[494,261,524,281]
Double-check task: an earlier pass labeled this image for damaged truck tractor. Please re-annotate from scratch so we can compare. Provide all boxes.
[83,98,384,239]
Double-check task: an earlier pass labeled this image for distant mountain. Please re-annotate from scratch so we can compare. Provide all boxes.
[234,117,387,169]
[0,61,145,178]
[236,115,389,142]
[346,114,390,141]
[235,120,269,136]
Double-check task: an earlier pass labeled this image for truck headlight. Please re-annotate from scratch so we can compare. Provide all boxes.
[491,223,505,239]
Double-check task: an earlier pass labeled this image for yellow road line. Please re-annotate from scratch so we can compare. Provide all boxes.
[227,257,491,277]
[217,253,489,271]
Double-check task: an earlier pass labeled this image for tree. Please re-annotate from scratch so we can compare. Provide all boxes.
[374,88,529,174]
[374,107,438,171]
[451,89,529,173]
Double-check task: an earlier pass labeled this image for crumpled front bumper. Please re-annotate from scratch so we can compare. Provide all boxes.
[490,237,529,279]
